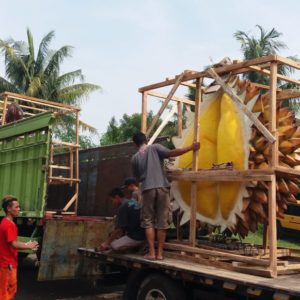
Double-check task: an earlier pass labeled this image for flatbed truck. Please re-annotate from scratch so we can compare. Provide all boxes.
[78,248,300,300]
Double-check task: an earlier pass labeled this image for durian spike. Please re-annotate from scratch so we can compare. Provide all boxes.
[292,127,300,138]
[283,155,298,167]
[242,197,251,213]
[279,140,294,155]
[245,84,260,104]
[254,154,265,164]
[278,125,297,139]
[287,180,300,194]
[290,138,300,148]
[258,162,269,169]
[252,189,268,204]
[279,161,292,168]
[278,178,290,194]
[278,107,290,119]
[254,137,268,152]
[286,193,297,204]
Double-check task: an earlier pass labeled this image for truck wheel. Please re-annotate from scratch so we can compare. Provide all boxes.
[137,273,186,300]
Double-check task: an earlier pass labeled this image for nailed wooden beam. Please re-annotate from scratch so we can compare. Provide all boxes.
[276,55,300,70]
[276,90,300,100]
[177,101,183,138]
[249,66,300,87]
[146,72,185,137]
[189,78,202,246]
[141,92,147,133]
[139,55,278,92]
[148,105,177,145]
[207,68,276,144]
[0,92,80,112]
[146,91,195,106]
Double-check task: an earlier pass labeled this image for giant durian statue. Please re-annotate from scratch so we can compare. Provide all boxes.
[171,76,300,237]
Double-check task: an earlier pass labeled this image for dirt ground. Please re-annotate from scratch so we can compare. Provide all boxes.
[15,257,124,300]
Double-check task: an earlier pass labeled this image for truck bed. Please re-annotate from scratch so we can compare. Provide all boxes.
[78,247,300,298]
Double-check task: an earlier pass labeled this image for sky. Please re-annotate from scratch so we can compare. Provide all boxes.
[0,0,300,140]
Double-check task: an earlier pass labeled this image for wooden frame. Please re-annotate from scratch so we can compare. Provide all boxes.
[139,55,300,278]
[0,91,81,215]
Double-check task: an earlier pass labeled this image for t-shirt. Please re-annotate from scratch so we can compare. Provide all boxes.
[0,217,18,267]
[116,199,145,241]
[131,144,171,192]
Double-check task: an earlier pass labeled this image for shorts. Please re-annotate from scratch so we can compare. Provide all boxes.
[0,266,17,300]
[141,188,172,230]
[111,235,144,251]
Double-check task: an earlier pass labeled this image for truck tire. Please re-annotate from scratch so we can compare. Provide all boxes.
[137,273,186,300]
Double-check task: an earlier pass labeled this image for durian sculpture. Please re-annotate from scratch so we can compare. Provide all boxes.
[171,76,300,237]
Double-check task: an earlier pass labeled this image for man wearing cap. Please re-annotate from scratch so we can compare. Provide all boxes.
[131,131,200,260]
[0,195,38,300]
[99,188,145,252]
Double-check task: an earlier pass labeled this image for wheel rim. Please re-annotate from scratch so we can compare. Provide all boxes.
[145,288,167,300]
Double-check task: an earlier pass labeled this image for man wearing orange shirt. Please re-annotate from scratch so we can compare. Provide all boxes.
[0,195,38,300]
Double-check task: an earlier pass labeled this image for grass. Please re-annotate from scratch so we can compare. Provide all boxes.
[239,225,300,249]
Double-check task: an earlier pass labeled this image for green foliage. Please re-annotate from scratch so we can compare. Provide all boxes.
[100,111,177,146]
[0,28,101,148]
[234,25,299,85]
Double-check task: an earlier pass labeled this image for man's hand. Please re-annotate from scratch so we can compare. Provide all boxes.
[99,242,110,251]
[190,141,200,151]
[26,241,39,251]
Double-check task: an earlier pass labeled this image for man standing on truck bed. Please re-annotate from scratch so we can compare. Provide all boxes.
[131,132,200,260]
[0,195,38,300]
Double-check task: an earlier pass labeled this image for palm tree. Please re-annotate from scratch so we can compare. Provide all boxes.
[234,25,297,85]
[0,28,101,144]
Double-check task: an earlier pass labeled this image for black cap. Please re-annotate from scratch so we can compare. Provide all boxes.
[121,177,137,188]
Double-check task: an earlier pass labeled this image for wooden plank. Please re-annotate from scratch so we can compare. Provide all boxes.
[146,72,185,137]
[207,68,276,144]
[164,242,270,266]
[275,167,300,177]
[249,65,300,87]
[138,55,278,92]
[148,105,177,145]
[146,91,195,106]
[1,91,80,112]
[141,92,147,133]
[177,101,183,138]
[276,90,300,101]
[75,111,80,214]
[277,55,300,71]
[189,78,202,246]
[48,176,80,182]
[49,165,71,170]
[62,193,78,212]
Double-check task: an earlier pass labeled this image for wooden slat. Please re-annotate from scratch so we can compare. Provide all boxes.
[276,90,300,100]
[276,55,300,70]
[48,176,80,182]
[167,169,274,182]
[189,78,202,246]
[1,91,80,112]
[146,90,195,106]
[207,68,276,144]
[49,165,71,170]
[148,105,177,145]
[164,242,270,266]
[141,92,147,133]
[138,55,278,92]
[146,72,185,137]
[249,65,300,87]
[2,95,8,125]
[177,101,183,138]
[62,193,78,212]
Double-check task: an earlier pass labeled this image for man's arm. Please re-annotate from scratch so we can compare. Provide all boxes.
[99,228,124,250]
[167,141,200,158]
[10,240,38,250]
